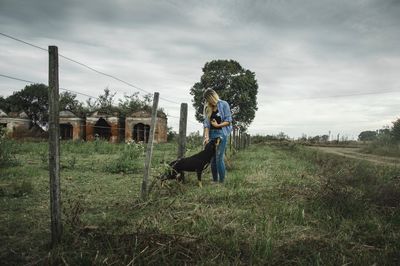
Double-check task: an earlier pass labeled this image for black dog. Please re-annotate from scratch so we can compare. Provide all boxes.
[160,138,220,187]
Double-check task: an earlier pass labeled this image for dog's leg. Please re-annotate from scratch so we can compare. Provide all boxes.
[177,171,185,183]
[197,171,202,188]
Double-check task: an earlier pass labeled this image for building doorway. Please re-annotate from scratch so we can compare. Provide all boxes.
[133,123,150,142]
[60,123,73,140]
[94,118,111,140]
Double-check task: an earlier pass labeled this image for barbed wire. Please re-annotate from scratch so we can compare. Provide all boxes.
[0,32,181,105]
[0,73,200,126]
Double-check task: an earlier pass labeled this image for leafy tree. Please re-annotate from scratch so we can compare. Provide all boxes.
[118,92,156,116]
[118,92,143,116]
[167,126,177,142]
[98,88,116,111]
[377,126,391,137]
[391,118,400,141]
[358,130,377,141]
[85,88,119,114]
[6,83,48,126]
[190,60,258,130]
[0,96,10,112]
[321,135,329,142]
[59,91,84,116]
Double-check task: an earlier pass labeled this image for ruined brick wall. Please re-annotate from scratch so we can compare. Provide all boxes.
[125,116,167,143]
[156,117,168,143]
[59,117,84,141]
[86,116,119,143]
[0,118,32,139]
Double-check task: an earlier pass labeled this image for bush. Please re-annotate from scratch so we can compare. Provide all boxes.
[0,127,18,167]
[186,131,202,153]
[105,141,144,174]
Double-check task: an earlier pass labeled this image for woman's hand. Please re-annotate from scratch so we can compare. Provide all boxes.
[203,136,209,145]
[211,119,220,128]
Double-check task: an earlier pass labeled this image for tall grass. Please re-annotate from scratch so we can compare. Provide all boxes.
[1,141,399,265]
[0,128,19,167]
[362,140,400,158]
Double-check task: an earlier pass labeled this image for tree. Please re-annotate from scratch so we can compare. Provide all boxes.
[85,88,119,114]
[6,83,49,126]
[391,118,400,141]
[59,91,84,116]
[0,96,10,112]
[321,135,329,142]
[358,130,377,141]
[118,92,144,117]
[190,60,258,130]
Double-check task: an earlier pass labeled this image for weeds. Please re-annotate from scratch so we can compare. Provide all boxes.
[0,127,18,167]
[1,141,400,265]
[105,141,144,174]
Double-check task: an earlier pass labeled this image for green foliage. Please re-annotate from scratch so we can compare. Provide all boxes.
[0,96,9,111]
[0,127,18,167]
[358,130,377,141]
[167,127,177,142]
[5,83,48,126]
[118,92,153,117]
[59,91,85,116]
[85,88,119,115]
[392,118,400,141]
[105,141,144,173]
[186,131,202,152]
[2,141,400,265]
[361,124,400,157]
[190,59,258,130]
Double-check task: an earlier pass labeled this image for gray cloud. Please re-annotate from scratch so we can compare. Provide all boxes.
[0,0,399,138]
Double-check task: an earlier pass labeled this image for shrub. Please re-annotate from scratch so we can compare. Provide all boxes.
[0,127,18,167]
[105,141,144,174]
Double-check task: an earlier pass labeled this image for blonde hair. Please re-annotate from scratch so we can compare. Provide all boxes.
[203,88,220,120]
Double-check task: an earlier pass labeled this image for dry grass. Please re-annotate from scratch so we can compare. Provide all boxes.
[1,141,400,265]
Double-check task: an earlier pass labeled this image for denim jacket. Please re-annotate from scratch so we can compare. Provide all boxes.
[203,100,233,136]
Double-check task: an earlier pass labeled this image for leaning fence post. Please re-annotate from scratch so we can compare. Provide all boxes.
[232,127,236,151]
[239,130,242,150]
[48,45,62,246]
[177,103,188,159]
[141,92,159,200]
[229,132,232,154]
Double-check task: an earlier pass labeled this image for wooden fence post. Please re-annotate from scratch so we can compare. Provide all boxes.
[177,103,188,159]
[239,130,242,150]
[48,45,62,246]
[229,132,232,154]
[236,129,238,150]
[141,92,159,200]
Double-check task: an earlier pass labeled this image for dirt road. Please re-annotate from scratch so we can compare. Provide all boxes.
[310,146,400,166]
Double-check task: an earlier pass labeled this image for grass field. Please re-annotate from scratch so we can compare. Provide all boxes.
[1,140,400,265]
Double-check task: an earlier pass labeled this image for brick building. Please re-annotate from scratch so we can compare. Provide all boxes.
[86,111,121,143]
[59,110,85,140]
[125,110,167,143]
[0,110,32,138]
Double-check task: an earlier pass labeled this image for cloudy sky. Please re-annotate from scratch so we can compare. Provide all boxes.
[0,0,399,139]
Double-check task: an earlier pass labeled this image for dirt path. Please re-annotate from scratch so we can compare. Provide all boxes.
[310,146,400,166]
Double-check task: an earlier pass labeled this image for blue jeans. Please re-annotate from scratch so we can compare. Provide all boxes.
[209,130,227,183]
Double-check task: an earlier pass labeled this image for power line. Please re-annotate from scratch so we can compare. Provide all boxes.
[2,32,398,105]
[0,32,47,51]
[0,31,180,104]
[0,73,36,84]
[0,73,200,124]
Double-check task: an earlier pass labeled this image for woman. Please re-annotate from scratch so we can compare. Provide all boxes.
[203,88,233,183]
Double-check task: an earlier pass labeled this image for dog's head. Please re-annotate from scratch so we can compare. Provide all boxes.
[204,137,221,154]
